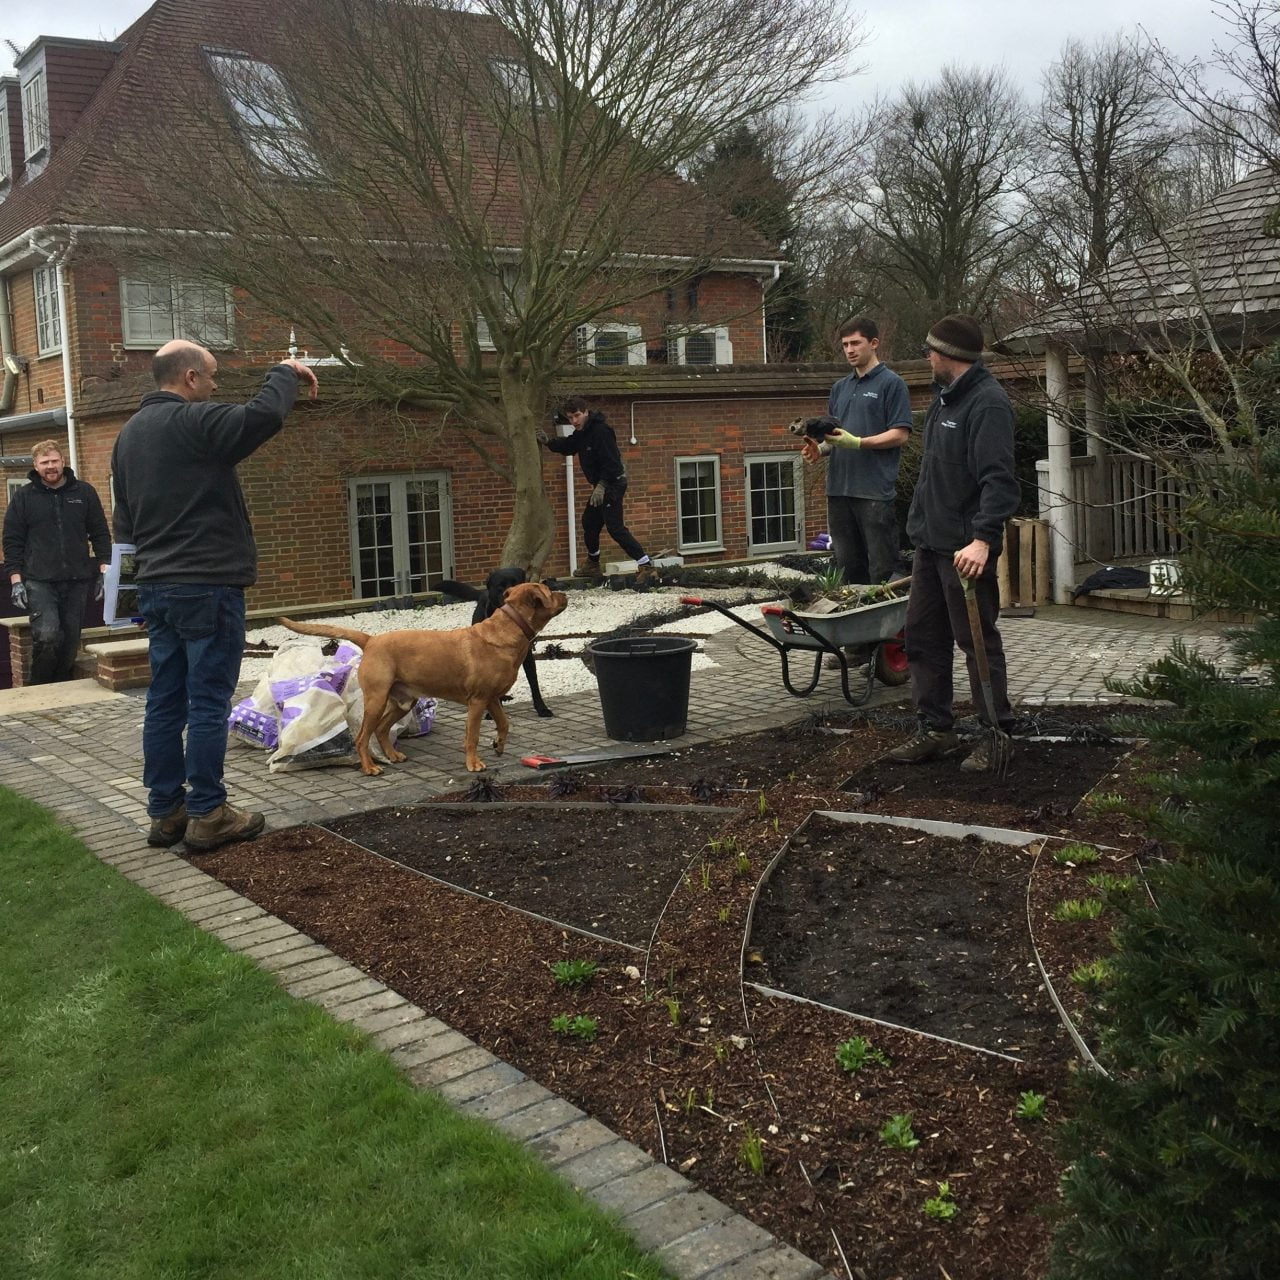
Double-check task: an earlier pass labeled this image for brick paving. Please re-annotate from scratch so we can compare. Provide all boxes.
[0,601,1238,1280]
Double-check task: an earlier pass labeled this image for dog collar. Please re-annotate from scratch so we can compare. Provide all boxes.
[499,602,537,642]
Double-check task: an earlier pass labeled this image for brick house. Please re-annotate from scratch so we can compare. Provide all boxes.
[0,0,936,646]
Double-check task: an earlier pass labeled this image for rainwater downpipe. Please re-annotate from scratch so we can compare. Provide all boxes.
[0,277,17,412]
[761,263,780,361]
[557,420,578,575]
[29,232,80,473]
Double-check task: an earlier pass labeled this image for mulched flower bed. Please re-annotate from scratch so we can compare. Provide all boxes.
[186,703,1163,1279]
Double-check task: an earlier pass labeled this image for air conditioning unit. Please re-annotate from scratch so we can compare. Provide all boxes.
[666,326,732,366]
[575,323,645,366]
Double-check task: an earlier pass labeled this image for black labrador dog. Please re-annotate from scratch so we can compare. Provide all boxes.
[438,567,555,717]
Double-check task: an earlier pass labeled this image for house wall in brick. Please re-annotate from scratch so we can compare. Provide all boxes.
[5,266,69,419]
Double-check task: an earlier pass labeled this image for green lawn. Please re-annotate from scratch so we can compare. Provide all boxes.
[0,788,668,1280]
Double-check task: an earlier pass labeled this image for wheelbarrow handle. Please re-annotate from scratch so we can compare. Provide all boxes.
[679,595,703,606]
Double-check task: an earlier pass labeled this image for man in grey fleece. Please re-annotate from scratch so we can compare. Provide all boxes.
[887,314,1020,773]
[111,340,317,850]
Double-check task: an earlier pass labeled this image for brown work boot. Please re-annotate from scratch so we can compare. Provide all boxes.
[634,562,658,587]
[147,803,188,848]
[185,803,266,852]
[886,728,959,764]
[579,558,603,583]
[961,736,1011,773]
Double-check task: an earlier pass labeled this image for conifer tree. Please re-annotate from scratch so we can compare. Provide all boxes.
[1048,350,1280,1278]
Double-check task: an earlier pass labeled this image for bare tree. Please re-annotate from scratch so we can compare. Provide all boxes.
[834,66,1032,347]
[1152,0,1280,176]
[116,0,864,571]
[1032,36,1177,282]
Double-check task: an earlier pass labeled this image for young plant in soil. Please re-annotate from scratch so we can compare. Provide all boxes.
[835,1035,890,1074]
[1053,897,1104,922]
[552,959,599,989]
[923,1182,959,1221]
[1016,1091,1049,1121]
[737,1124,766,1175]
[550,1013,598,1043]
[880,1113,920,1150]
[1052,842,1102,866]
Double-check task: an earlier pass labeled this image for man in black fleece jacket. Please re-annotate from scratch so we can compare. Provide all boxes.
[4,440,111,683]
[888,314,1020,773]
[539,396,654,585]
[111,340,317,850]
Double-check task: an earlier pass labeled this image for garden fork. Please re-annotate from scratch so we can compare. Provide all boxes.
[957,568,1013,778]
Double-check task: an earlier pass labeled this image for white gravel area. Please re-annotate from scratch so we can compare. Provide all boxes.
[239,562,812,704]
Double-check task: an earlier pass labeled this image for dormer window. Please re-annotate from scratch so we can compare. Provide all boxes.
[0,102,11,184]
[22,69,49,159]
[207,51,321,180]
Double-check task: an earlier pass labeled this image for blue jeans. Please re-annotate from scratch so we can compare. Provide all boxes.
[139,584,246,819]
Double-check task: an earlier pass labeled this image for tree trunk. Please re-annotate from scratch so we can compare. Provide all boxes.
[496,367,557,575]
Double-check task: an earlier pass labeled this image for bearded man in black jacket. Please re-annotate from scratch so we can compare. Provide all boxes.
[111,340,317,851]
[887,314,1021,773]
[3,440,111,683]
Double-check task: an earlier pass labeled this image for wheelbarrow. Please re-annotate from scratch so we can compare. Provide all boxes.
[680,578,911,707]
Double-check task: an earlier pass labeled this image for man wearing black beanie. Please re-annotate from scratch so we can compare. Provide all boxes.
[887,314,1020,772]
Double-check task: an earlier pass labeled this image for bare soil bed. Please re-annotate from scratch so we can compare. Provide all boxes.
[186,703,1159,1279]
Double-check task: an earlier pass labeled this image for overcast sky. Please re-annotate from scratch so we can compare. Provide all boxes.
[4,0,1232,101]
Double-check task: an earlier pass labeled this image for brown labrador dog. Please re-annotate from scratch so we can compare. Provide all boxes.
[279,581,568,774]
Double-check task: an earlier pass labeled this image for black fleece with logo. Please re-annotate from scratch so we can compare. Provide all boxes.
[905,362,1019,554]
[3,467,111,582]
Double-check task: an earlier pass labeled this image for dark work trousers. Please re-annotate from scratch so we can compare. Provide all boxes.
[827,495,902,584]
[26,578,92,684]
[904,546,1013,732]
[581,479,646,560]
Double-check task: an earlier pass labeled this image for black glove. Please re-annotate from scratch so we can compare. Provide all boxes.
[535,428,550,446]
[94,571,105,602]
[10,581,27,610]
[589,481,606,507]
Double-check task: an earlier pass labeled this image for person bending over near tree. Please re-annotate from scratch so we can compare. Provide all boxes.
[886,313,1020,774]
[4,439,111,683]
[800,316,912,584]
[538,396,655,586]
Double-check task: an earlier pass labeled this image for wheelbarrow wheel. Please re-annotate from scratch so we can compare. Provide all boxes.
[874,630,910,686]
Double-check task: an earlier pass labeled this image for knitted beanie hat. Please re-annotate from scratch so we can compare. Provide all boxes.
[925,314,985,362]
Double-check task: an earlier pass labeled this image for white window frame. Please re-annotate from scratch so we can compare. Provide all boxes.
[666,325,732,366]
[0,101,11,183]
[206,51,321,180]
[576,322,646,367]
[21,69,48,159]
[347,472,455,600]
[745,452,805,556]
[675,454,723,553]
[33,265,61,355]
[7,476,26,500]
[120,276,236,349]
